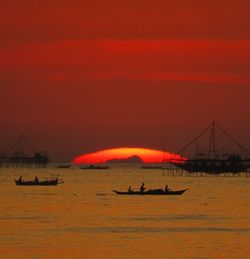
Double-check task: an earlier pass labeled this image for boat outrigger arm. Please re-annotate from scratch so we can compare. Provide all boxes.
[112,189,188,195]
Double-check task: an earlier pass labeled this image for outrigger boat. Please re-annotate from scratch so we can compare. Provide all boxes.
[112,189,188,195]
[80,164,109,170]
[15,176,63,186]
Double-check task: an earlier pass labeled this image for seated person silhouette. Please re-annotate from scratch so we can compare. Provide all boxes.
[140,183,145,193]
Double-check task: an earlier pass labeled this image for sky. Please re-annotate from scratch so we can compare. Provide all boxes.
[0,1,250,162]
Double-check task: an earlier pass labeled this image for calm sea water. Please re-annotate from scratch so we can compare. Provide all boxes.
[0,167,249,259]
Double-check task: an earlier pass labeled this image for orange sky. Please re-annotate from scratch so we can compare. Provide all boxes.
[0,1,250,162]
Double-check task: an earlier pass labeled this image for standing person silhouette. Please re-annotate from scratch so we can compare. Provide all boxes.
[140,183,145,193]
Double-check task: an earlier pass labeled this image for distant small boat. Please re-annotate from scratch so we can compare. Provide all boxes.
[57,165,71,168]
[80,165,109,170]
[15,176,63,186]
[112,189,188,195]
[141,166,163,169]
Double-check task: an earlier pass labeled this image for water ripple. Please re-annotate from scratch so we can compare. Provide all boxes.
[64,226,250,234]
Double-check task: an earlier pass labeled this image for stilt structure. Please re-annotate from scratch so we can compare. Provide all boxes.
[170,122,250,176]
[0,134,49,167]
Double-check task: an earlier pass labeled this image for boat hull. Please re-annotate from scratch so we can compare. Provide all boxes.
[15,179,62,186]
[80,166,109,170]
[112,189,187,195]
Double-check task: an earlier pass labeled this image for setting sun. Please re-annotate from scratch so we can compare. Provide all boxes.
[73,147,183,164]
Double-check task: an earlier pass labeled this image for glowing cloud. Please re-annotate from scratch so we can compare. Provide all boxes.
[73,147,183,164]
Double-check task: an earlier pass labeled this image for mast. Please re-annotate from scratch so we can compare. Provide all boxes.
[162,139,165,176]
[208,121,216,159]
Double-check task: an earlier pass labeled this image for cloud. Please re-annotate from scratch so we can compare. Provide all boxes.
[0,39,249,84]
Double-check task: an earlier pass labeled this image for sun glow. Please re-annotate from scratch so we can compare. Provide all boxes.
[73,147,183,164]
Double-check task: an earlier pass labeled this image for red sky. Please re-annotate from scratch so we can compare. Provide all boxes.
[0,1,250,162]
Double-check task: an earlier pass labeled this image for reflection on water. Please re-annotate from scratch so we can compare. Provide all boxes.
[0,167,250,258]
[64,226,250,234]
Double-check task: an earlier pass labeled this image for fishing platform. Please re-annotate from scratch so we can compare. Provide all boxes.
[0,134,49,168]
[169,121,250,176]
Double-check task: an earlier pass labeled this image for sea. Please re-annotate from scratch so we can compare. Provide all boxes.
[0,167,249,259]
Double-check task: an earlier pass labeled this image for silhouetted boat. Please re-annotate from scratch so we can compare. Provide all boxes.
[171,122,250,174]
[80,165,109,170]
[141,165,163,169]
[15,176,63,186]
[112,189,187,195]
[57,165,71,168]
